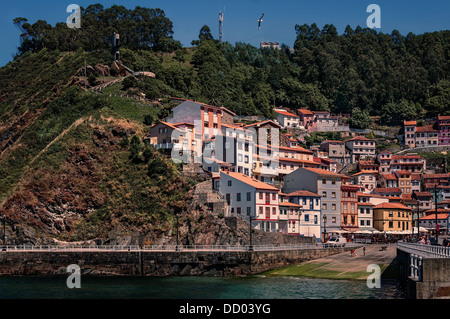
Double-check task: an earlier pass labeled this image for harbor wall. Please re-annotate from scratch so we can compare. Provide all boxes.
[0,247,352,277]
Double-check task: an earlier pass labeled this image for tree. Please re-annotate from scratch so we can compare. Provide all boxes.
[349,107,372,129]
[380,100,418,126]
[129,135,143,163]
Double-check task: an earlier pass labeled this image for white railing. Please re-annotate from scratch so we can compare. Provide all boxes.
[0,243,363,252]
[398,242,450,258]
[410,254,423,281]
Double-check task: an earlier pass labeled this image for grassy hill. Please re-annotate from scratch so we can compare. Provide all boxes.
[0,49,196,245]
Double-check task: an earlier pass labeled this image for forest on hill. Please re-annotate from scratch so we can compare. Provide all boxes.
[11,4,450,127]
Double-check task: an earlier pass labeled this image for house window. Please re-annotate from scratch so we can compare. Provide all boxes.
[237,193,241,202]
[237,207,241,215]
[247,192,251,201]
[228,181,232,186]
[247,207,251,216]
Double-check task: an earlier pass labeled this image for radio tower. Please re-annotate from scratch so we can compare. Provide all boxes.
[219,10,224,42]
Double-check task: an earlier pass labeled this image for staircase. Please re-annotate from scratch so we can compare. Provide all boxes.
[339,162,358,175]
[193,180,228,215]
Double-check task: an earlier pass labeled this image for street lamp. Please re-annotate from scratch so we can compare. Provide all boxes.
[299,209,303,237]
[248,213,254,252]
[2,216,6,252]
[323,214,327,243]
[434,184,439,244]
[176,210,180,252]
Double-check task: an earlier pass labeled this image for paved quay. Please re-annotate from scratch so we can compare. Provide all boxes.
[265,244,397,280]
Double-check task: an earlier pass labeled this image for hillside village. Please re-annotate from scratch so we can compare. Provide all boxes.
[148,98,450,242]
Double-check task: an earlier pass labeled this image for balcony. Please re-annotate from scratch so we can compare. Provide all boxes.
[155,143,174,150]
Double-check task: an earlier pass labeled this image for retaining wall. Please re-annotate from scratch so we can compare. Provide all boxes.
[0,247,352,277]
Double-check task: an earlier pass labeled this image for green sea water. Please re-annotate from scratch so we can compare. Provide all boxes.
[0,276,404,299]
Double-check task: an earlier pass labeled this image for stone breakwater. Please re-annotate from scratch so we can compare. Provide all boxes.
[0,248,353,277]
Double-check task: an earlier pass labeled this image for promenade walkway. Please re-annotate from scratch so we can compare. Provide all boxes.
[266,244,397,280]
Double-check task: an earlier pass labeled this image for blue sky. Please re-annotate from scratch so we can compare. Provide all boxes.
[1,0,449,66]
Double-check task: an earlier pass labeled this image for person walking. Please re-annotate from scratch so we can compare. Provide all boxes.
[363,246,366,256]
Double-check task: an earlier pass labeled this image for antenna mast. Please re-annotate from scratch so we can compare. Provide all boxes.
[219,10,224,42]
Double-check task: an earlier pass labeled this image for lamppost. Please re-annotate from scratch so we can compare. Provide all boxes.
[248,213,254,252]
[176,210,180,252]
[434,184,439,244]
[2,216,6,251]
[323,214,327,243]
[417,203,420,240]
[298,209,303,237]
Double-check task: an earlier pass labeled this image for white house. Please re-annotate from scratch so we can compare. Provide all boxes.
[357,192,375,230]
[274,109,300,128]
[286,190,322,241]
[219,171,281,233]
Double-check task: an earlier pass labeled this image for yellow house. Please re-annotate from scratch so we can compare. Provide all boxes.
[373,202,412,232]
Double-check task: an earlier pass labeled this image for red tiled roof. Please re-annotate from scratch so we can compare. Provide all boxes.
[279,157,320,166]
[420,213,449,220]
[222,172,279,191]
[275,110,299,118]
[303,167,344,177]
[404,121,417,126]
[345,136,375,142]
[279,202,303,208]
[152,121,183,131]
[357,202,375,207]
[244,120,283,129]
[423,173,450,179]
[374,202,412,210]
[382,174,398,180]
[221,123,250,131]
[321,140,344,144]
[413,191,432,197]
[279,145,313,154]
[287,190,321,197]
[416,125,438,133]
[297,109,314,116]
[374,187,402,194]
[391,154,423,160]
